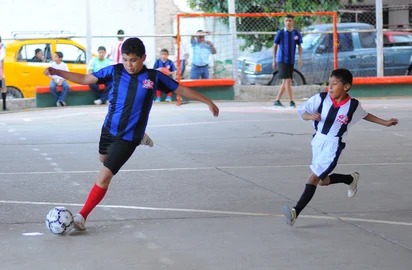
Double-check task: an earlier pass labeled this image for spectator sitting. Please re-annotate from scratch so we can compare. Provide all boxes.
[88,46,112,105]
[153,48,176,102]
[30,48,45,62]
[48,52,70,106]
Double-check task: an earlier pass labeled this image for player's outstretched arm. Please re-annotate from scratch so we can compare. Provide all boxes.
[363,113,398,127]
[175,85,219,117]
[44,67,98,85]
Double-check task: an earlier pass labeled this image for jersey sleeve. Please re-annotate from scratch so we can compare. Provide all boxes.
[153,59,160,69]
[297,31,303,45]
[156,70,179,94]
[350,101,368,125]
[298,93,322,117]
[274,30,282,45]
[169,60,176,72]
[92,65,114,84]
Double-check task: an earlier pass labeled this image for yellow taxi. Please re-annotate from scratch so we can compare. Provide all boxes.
[4,31,89,98]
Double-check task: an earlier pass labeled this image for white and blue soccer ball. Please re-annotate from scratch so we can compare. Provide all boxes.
[45,207,74,235]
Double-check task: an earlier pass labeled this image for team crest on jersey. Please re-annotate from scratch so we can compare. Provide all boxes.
[142,79,154,89]
[337,114,349,125]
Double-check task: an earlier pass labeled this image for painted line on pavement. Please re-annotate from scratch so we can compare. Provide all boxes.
[1,200,411,227]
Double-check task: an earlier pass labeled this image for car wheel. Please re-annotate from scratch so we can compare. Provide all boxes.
[6,86,23,99]
[268,69,306,86]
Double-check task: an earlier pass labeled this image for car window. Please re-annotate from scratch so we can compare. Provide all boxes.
[301,33,322,50]
[56,44,86,64]
[17,43,51,62]
[338,33,354,51]
[359,32,376,48]
[315,33,354,53]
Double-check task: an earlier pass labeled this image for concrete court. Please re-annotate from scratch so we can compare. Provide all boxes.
[0,98,411,270]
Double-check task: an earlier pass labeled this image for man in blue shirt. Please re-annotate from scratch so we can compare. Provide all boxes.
[190,30,217,79]
[44,37,219,231]
[272,14,303,108]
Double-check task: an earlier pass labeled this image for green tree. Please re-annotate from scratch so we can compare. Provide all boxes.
[186,0,343,51]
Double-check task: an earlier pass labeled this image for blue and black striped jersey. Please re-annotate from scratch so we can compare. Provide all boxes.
[93,64,179,142]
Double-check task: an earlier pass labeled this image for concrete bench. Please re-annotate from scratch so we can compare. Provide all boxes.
[36,84,105,108]
[179,78,235,100]
[36,78,236,108]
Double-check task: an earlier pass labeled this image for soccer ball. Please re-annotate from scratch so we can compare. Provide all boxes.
[45,207,74,235]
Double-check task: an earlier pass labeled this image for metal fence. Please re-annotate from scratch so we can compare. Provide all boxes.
[178,0,412,85]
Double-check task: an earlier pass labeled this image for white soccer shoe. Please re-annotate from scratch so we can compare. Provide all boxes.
[140,133,154,147]
[73,213,86,231]
[348,172,360,198]
[282,205,297,227]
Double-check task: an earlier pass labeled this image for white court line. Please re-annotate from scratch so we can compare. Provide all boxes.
[0,162,411,175]
[1,200,411,227]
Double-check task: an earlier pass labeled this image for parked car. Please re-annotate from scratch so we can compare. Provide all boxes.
[239,23,412,85]
[3,32,89,98]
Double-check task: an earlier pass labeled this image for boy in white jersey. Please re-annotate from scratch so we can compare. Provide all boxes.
[282,68,398,226]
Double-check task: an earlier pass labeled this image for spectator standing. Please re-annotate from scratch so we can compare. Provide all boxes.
[48,52,70,106]
[107,29,126,64]
[88,46,112,105]
[0,36,7,110]
[190,30,216,79]
[272,14,303,108]
[153,48,176,102]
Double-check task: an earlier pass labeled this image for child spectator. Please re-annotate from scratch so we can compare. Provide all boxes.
[48,52,70,106]
[153,49,176,102]
[88,46,112,105]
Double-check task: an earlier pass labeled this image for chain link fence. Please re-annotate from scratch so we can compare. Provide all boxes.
[178,0,412,85]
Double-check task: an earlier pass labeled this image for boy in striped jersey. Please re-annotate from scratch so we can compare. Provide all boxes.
[44,37,219,231]
[282,68,398,226]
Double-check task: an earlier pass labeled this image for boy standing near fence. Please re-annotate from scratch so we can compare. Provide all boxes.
[272,14,303,108]
[282,68,398,226]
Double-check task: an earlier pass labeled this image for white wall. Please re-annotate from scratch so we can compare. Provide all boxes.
[0,0,157,65]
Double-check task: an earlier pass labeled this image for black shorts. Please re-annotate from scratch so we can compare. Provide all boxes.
[278,63,294,79]
[99,127,139,175]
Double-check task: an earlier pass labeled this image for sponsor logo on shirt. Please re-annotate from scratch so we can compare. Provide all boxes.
[337,114,349,125]
[142,79,154,89]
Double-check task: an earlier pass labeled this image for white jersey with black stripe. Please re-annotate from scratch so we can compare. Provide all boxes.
[298,92,368,139]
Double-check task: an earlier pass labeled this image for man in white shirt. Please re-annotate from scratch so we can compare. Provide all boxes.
[48,51,70,106]
[107,29,126,64]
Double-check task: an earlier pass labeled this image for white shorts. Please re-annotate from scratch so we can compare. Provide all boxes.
[310,133,345,180]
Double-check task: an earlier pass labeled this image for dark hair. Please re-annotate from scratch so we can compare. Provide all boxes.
[97,46,106,51]
[121,37,145,57]
[160,48,169,54]
[285,14,295,19]
[55,51,63,59]
[117,29,125,35]
[330,68,353,86]
[35,48,42,54]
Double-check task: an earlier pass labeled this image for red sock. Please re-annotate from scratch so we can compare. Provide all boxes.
[167,93,172,97]
[79,184,108,219]
[156,90,161,98]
